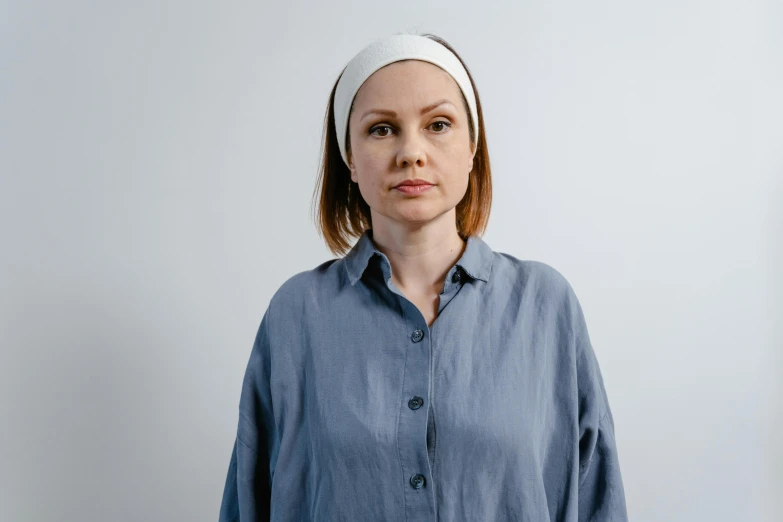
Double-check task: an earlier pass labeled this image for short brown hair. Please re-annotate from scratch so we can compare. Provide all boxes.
[310,33,492,257]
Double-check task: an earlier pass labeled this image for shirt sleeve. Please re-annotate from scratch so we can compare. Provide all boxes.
[219,309,276,522]
[572,289,629,522]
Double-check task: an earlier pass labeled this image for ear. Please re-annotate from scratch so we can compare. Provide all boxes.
[348,156,358,183]
[468,142,477,171]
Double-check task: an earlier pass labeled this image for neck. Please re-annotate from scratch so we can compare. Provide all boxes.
[369,219,466,296]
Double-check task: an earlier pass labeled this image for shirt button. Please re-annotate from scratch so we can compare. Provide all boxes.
[410,474,426,489]
[452,270,461,283]
[411,329,424,343]
[408,396,424,410]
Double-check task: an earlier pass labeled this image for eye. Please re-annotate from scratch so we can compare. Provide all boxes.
[369,125,393,137]
[369,121,452,137]
[430,120,452,132]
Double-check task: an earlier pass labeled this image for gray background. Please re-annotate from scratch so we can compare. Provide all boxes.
[1,1,780,521]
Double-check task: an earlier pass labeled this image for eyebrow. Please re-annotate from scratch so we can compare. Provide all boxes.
[360,99,456,122]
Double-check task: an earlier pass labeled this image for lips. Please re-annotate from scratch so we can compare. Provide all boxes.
[394,183,434,195]
[394,180,433,188]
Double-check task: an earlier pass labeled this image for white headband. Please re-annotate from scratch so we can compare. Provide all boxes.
[333,34,479,168]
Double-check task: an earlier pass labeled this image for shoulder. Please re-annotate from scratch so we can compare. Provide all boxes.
[492,251,592,355]
[492,251,578,305]
[264,258,341,324]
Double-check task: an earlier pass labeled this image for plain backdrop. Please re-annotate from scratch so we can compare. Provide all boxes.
[1,1,780,521]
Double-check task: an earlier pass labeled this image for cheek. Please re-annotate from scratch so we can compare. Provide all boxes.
[448,173,471,199]
[442,149,471,180]
[355,168,384,201]
[355,158,384,189]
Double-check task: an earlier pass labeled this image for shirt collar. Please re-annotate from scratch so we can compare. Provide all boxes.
[343,229,494,286]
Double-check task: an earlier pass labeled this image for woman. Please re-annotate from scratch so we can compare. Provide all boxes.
[219,32,628,521]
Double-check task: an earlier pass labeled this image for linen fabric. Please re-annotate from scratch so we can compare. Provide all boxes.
[218,229,628,521]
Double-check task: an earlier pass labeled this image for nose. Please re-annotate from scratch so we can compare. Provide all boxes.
[395,128,426,169]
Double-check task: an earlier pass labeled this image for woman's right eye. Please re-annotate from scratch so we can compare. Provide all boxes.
[370,125,393,137]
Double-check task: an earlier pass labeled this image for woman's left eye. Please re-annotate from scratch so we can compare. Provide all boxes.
[430,121,452,132]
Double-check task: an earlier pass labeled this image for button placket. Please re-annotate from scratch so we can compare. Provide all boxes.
[404,325,429,495]
[394,296,435,517]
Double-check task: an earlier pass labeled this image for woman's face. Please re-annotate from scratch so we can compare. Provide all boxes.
[346,60,476,231]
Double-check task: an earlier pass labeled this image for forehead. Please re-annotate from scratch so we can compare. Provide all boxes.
[352,60,463,109]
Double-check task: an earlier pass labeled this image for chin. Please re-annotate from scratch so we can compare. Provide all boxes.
[394,207,444,223]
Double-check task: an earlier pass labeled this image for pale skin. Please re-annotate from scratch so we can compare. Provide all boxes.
[346,60,477,327]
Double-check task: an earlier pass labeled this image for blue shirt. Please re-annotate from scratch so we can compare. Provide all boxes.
[219,229,628,521]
